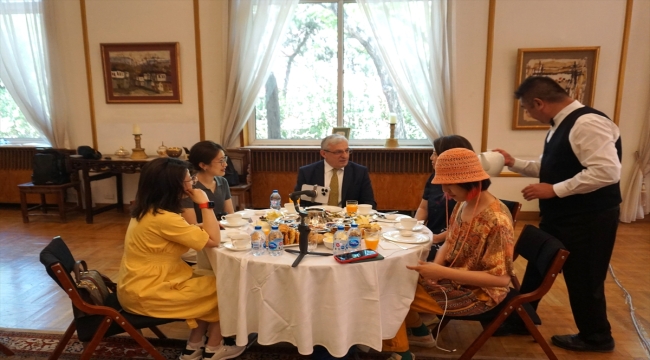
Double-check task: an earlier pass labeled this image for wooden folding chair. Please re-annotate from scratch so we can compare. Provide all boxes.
[430,224,569,360]
[39,236,180,360]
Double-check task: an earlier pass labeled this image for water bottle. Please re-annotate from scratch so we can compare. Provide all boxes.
[251,225,266,256]
[268,225,284,256]
[333,225,348,256]
[270,190,282,210]
[347,223,362,252]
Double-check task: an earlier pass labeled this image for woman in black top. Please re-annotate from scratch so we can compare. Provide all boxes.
[414,135,474,261]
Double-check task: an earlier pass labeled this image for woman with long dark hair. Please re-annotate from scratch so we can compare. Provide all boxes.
[117,157,245,360]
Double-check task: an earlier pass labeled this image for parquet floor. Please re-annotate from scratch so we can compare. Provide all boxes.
[0,206,648,359]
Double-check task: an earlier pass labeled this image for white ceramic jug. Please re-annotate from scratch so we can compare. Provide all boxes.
[478,151,505,177]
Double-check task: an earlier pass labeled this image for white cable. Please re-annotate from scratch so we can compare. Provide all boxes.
[608,264,650,358]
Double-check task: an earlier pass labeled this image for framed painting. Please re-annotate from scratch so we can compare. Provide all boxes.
[100,42,181,103]
[332,127,351,139]
[512,47,599,130]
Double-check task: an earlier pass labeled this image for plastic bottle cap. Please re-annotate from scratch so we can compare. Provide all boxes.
[255,225,262,230]
[272,225,279,230]
[337,225,344,230]
[351,224,358,227]
[273,190,278,192]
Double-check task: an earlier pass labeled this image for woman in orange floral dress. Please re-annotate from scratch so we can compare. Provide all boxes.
[383,148,515,360]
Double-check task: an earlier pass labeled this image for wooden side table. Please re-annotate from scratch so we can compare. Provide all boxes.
[18,182,82,223]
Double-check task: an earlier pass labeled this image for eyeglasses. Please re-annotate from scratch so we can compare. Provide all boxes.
[184,175,198,185]
[214,156,228,165]
[323,149,352,156]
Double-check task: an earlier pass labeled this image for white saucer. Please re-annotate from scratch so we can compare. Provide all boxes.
[394,224,425,231]
[382,230,429,244]
[373,214,412,223]
[223,242,251,251]
[220,220,249,228]
[307,205,344,213]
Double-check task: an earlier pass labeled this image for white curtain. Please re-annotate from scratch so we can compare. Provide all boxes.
[357,0,454,142]
[0,0,69,147]
[620,105,650,223]
[221,0,298,149]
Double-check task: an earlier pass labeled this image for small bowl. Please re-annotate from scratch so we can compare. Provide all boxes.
[385,214,399,220]
[166,147,183,158]
[323,237,333,249]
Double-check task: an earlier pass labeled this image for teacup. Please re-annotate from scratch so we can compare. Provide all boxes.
[226,230,242,239]
[284,202,297,213]
[231,233,251,249]
[222,213,244,225]
[399,229,413,237]
[400,217,418,230]
[385,213,399,220]
[358,204,372,215]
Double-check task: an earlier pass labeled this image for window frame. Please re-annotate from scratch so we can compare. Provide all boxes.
[247,0,431,147]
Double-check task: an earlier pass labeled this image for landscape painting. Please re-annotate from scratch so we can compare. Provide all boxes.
[100,42,181,103]
[512,47,599,129]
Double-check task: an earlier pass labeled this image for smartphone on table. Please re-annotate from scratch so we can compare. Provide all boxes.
[334,249,379,264]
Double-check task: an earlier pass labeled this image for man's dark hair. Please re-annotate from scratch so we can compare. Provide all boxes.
[458,179,492,192]
[188,141,226,171]
[514,76,570,104]
[433,135,474,156]
[131,157,190,220]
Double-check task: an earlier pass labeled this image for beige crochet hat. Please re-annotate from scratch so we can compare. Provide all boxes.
[433,148,490,184]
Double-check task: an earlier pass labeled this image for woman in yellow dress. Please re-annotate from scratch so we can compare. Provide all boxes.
[117,157,245,360]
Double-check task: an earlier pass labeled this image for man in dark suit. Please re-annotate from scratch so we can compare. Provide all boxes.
[295,134,376,208]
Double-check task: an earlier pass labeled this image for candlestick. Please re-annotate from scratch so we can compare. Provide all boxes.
[133,124,141,134]
[131,134,148,159]
[384,123,399,148]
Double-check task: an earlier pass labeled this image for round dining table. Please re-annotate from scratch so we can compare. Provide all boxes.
[200,220,432,357]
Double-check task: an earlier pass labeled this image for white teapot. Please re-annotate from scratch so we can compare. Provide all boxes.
[478,151,505,177]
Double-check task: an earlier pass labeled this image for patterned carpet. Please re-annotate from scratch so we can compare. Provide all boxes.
[0,330,403,360]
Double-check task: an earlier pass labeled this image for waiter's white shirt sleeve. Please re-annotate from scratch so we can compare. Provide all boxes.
[509,101,621,198]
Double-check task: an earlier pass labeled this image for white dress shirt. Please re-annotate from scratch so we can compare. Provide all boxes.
[509,100,621,198]
[323,161,344,205]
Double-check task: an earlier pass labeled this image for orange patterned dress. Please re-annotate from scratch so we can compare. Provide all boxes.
[420,198,515,315]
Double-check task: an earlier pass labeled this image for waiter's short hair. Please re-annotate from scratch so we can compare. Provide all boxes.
[515,76,570,104]
[321,134,348,150]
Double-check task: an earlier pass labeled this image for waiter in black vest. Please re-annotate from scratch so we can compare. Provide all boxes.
[494,76,621,352]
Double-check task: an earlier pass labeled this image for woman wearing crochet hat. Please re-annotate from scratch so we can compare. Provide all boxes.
[382,148,515,360]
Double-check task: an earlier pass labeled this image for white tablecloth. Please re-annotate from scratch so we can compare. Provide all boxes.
[202,225,431,357]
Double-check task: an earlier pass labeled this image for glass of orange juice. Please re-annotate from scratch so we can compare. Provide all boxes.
[346,200,358,217]
[363,230,380,250]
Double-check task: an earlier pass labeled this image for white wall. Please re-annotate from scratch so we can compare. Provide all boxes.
[54,0,649,208]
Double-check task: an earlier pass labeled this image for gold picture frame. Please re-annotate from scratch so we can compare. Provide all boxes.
[512,47,600,130]
[332,127,351,139]
[100,42,182,103]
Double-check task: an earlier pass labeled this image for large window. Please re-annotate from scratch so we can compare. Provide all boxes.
[251,0,427,145]
[0,79,43,144]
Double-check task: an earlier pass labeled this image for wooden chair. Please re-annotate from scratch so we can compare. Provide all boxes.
[227,148,252,211]
[39,237,180,360]
[499,199,522,228]
[430,225,569,360]
[18,181,82,223]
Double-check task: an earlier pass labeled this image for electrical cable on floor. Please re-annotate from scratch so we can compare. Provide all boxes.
[608,264,650,358]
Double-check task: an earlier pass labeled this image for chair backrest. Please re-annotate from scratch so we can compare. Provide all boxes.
[39,236,76,289]
[500,199,522,227]
[514,224,569,300]
[227,148,251,185]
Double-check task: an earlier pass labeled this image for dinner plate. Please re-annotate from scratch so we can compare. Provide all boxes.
[220,220,249,228]
[223,242,251,251]
[382,230,429,244]
[394,224,425,232]
[372,214,412,223]
[306,205,344,213]
[235,210,255,219]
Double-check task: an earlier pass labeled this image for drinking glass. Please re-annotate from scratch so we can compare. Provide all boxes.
[346,200,358,217]
[363,230,380,250]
